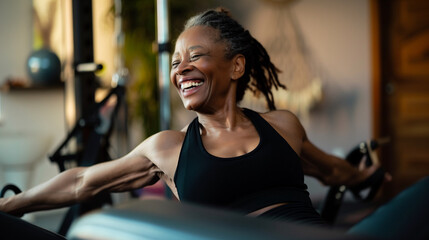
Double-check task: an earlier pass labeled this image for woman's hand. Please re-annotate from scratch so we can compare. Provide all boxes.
[347,157,392,200]
[356,156,392,184]
[301,138,391,188]
[0,184,24,217]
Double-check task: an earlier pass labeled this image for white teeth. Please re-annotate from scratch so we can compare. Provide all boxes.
[181,81,203,90]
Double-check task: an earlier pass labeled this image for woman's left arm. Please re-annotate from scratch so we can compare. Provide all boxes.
[266,109,389,187]
[300,135,380,187]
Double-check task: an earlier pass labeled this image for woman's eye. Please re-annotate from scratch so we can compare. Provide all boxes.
[171,61,180,68]
[190,54,202,61]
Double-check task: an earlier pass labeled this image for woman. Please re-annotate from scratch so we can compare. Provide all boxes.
[1,8,382,231]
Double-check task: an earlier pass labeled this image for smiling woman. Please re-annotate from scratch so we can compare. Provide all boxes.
[171,9,285,112]
[170,25,245,112]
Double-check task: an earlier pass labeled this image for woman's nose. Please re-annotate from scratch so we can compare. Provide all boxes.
[176,61,192,75]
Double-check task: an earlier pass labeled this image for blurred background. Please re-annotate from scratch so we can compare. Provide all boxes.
[0,0,428,234]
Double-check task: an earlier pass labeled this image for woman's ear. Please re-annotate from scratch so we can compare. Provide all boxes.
[231,54,245,80]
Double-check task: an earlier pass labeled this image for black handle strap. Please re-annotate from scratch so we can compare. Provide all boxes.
[321,139,387,224]
[349,167,385,201]
[0,184,22,198]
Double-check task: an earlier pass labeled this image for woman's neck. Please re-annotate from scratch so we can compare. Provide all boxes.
[196,104,247,133]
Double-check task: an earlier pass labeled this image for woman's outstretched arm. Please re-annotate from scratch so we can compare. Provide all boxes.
[299,127,391,187]
[1,167,87,216]
[266,109,390,187]
[300,137,375,186]
[0,150,160,217]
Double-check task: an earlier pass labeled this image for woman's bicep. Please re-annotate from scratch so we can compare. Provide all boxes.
[300,139,335,180]
[79,153,160,197]
[80,130,183,198]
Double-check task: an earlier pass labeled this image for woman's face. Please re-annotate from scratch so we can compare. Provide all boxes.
[170,26,236,112]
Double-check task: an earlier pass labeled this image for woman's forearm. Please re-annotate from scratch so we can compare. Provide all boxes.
[1,151,162,217]
[0,167,87,216]
[323,155,362,186]
[301,138,366,187]
[301,155,361,186]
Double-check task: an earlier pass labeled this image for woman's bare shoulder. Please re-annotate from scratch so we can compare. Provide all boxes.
[130,128,188,176]
[261,109,302,128]
[140,129,186,153]
[260,109,306,153]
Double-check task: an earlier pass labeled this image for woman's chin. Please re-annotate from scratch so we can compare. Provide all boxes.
[183,101,198,111]
[181,97,199,110]
[183,102,205,112]
[182,97,213,112]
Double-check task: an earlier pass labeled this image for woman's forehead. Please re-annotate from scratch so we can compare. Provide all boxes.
[174,26,221,53]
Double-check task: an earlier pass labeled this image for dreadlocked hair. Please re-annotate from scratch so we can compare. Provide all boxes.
[184,8,285,110]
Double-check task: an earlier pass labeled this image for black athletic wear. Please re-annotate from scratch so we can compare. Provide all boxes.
[174,108,325,225]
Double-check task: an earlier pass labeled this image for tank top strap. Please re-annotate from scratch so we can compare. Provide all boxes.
[241,108,275,141]
[174,117,199,189]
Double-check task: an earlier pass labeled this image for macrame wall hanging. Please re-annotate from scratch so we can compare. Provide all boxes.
[242,0,322,120]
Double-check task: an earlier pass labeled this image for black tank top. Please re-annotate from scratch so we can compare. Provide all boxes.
[174,108,312,214]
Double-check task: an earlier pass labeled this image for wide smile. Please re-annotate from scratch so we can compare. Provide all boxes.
[179,80,204,97]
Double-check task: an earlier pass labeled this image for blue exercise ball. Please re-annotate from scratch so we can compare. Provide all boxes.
[27,48,61,86]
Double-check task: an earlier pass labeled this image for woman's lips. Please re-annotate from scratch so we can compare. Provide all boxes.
[180,81,203,90]
[179,80,204,97]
